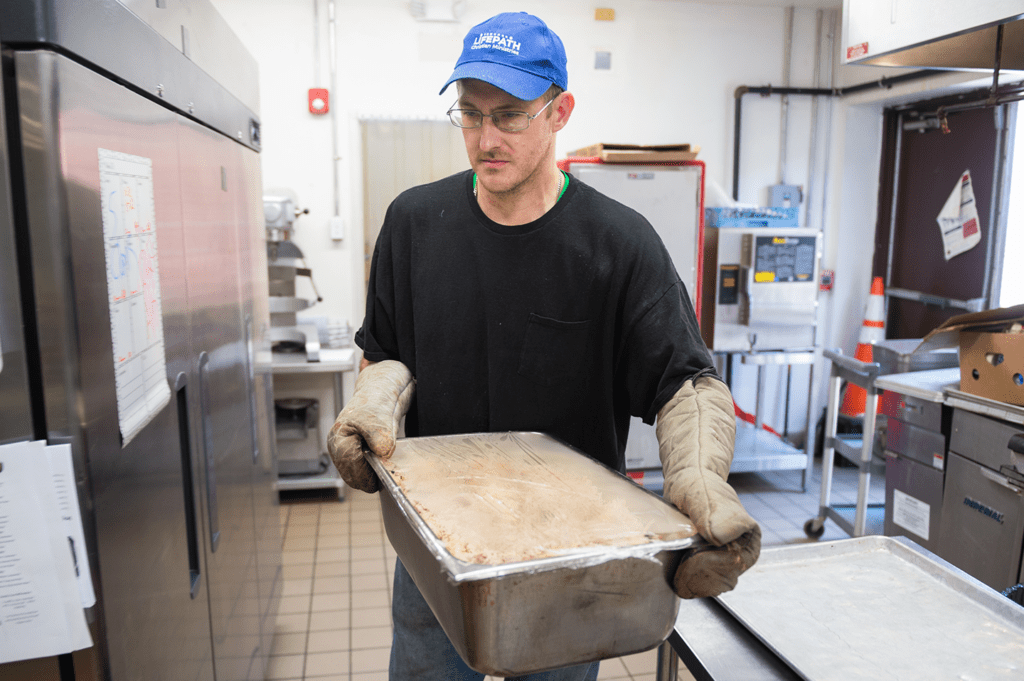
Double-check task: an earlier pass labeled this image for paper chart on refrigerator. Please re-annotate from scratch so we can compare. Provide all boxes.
[0,441,92,663]
[98,149,170,446]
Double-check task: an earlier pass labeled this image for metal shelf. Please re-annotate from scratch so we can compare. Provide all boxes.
[271,348,356,497]
[277,465,345,497]
[823,502,886,538]
[732,425,808,474]
[721,348,817,490]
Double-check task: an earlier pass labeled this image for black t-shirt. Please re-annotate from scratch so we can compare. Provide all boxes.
[356,169,717,472]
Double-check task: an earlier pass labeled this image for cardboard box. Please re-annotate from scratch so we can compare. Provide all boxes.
[567,142,700,163]
[917,305,1024,406]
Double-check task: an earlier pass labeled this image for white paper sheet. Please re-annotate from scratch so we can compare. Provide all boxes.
[44,444,96,608]
[98,149,171,445]
[936,169,981,260]
[0,441,92,663]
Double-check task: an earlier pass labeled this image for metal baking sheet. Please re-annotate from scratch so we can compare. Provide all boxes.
[716,536,1024,681]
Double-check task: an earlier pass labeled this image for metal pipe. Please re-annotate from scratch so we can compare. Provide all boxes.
[312,0,320,85]
[885,114,903,293]
[656,641,679,681]
[840,70,944,96]
[732,87,746,200]
[744,85,834,97]
[804,8,824,224]
[778,6,795,185]
[991,23,1005,100]
[731,72,936,199]
[854,390,879,536]
[991,102,1017,308]
[328,0,340,219]
[902,117,941,131]
[984,103,1011,306]
[817,9,837,263]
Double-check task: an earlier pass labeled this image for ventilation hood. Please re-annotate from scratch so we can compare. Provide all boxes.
[844,1,1024,71]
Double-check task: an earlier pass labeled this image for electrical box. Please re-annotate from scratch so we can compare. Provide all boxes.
[700,226,822,352]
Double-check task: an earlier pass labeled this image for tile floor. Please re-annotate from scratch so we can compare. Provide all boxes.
[269,445,881,681]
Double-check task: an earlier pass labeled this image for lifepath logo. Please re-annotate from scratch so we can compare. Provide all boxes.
[472,32,521,55]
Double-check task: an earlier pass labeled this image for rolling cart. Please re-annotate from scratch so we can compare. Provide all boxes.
[804,348,885,538]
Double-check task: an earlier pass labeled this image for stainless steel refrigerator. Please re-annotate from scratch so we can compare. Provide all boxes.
[0,1,281,679]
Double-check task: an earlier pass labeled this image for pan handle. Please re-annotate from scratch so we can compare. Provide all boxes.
[1008,433,1024,455]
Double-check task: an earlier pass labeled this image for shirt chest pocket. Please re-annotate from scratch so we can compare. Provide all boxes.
[517,314,592,386]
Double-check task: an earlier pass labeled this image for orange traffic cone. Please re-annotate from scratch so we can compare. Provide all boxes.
[840,276,886,416]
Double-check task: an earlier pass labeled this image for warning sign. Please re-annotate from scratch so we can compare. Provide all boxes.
[936,170,981,260]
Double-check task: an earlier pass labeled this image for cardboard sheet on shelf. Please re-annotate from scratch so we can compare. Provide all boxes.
[567,142,700,163]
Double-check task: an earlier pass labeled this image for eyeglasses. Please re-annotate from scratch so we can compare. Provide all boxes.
[447,97,554,132]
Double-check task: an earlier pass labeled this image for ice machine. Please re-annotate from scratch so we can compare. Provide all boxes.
[561,159,706,486]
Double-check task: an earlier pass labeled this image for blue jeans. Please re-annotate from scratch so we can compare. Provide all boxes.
[389,559,600,681]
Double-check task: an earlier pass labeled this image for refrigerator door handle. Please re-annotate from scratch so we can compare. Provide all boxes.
[175,371,203,598]
[198,352,220,552]
[244,315,259,463]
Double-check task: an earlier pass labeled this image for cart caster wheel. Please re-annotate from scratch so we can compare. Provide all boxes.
[804,519,825,539]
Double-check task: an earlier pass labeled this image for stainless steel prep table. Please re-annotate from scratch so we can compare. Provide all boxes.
[665,599,800,681]
[268,348,356,494]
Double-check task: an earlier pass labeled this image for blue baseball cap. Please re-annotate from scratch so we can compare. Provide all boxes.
[439,12,568,102]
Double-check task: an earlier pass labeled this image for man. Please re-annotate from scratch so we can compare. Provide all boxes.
[328,12,760,681]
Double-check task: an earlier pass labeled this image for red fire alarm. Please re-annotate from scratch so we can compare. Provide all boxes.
[308,88,329,115]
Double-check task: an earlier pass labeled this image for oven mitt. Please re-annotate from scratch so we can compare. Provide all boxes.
[656,375,761,598]
[327,360,415,494]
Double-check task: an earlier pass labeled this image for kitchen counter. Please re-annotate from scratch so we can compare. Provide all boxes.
[873,366,959,403]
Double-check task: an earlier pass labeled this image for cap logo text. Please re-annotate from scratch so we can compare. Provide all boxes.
[472,32,521,55]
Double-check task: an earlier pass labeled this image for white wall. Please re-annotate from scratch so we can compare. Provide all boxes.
[212,0,825,332]
[210,0,989,443]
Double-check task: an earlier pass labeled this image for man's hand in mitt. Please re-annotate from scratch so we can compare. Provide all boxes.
[656,375,760,598]
[327,360,415,494]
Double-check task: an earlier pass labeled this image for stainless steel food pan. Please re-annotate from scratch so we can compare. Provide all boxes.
[368,431,705,677]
